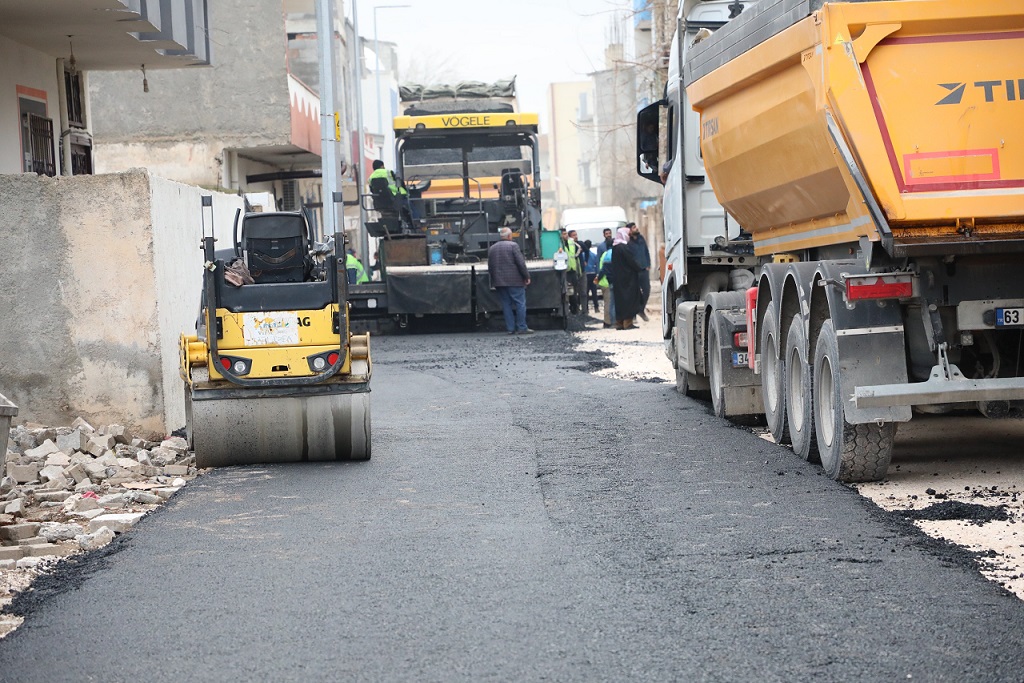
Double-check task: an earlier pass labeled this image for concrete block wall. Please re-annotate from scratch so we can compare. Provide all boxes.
[0,169,243,437]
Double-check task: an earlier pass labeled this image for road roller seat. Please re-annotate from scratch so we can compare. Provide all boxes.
[239,212,312,283]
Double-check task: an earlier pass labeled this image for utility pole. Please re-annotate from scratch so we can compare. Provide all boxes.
[352,0,370,263]
[315,0,341,239]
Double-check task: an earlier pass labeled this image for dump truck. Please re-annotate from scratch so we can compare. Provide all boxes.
[638,0,1024,482]
[180,197,371,467]
[349,80,567,331]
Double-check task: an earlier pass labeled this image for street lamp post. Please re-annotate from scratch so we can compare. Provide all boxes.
[373,5,410,161]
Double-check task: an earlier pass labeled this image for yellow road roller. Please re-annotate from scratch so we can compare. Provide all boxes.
[180,197,371,467]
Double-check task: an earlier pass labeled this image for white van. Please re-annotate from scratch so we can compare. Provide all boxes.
[560,206,628,250]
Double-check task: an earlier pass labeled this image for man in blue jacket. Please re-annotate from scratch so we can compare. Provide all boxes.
[487,227,533,335]
[627,222,651,322]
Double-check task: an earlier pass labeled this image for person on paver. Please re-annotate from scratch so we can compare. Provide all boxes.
[596,246,615,328]
[346,249,370,284]
[627,222,652,322]
[368,159,414,225]
[488,226,533,335]
[610,226,643,330]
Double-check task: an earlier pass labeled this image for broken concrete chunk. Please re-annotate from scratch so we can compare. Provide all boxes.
[85,439,107,457]
[6,462,39,484]
[64,463,89,484]
[39,464,67,483]
[34,490,74,503]
[97,493,126,509]
[95,451,118,467]
[125,491,162,505]
[160,437,189,454]
[25,543,75,558]
[148,446,177,466]
[44,452,71,467]
[16,536,49,546]
[77,526,115,550]
[69,508,106,521]
[71,417,95,434]
[0,476,15,495]
[39,522,82,543]
[0,522,42,542]
[163,464,189,477]
[88,513,144,533]
[4,498,24,516]
[136,450,152,466]
[16,556,45,569]
[23,439,61,462]
[104,424,128,444]
[116,458,142,471]
[56,429,88,454]
[0,546,25,561]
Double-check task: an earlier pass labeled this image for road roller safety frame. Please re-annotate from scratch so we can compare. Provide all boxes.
[179,196,372,468]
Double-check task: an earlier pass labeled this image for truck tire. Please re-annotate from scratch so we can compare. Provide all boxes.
[785,315,818,462]
[760,306,789,444]
[813,319,894,482]
[708,313,727,418]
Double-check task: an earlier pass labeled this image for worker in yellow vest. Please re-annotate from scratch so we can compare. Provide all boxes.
[346,250,369,284]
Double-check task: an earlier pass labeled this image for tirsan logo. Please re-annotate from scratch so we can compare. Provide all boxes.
[936,79,1024,105]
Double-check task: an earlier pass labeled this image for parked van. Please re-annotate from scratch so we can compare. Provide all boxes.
[560,206,627,250]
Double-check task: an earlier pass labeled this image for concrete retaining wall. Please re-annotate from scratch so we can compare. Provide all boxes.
[0,170,243,437]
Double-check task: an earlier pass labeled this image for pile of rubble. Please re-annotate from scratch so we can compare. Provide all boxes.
[1,418,197,635]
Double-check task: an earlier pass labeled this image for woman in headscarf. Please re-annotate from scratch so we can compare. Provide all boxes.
[609,226,643,329]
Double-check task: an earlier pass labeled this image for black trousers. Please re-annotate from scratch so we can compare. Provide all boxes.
[639,270,651,309]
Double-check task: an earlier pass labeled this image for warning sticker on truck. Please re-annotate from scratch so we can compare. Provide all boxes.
[243,312,300,346]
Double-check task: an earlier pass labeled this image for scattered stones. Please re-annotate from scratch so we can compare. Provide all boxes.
[1,417,200,635]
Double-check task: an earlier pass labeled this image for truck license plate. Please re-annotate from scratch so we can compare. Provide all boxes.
[996,308,1024,327]
[732,351,749,367]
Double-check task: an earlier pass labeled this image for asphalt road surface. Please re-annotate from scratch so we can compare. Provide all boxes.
[2,330,1024,682]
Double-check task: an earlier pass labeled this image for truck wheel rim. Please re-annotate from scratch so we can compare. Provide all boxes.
[818,355,835,447]
[788,345,804,431]
[765,333,779,412]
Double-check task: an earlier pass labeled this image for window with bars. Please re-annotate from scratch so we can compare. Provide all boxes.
[23,113,56,177]
[65,70,86,128]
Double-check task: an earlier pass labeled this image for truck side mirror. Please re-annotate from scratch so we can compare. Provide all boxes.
[636,100,666,184]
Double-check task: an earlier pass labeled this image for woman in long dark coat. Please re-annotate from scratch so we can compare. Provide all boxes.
[610,226,643,329]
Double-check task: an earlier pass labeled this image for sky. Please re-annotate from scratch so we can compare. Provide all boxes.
[348,0,634,131]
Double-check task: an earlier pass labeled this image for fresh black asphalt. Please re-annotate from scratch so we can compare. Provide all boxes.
[2,330,1023,681]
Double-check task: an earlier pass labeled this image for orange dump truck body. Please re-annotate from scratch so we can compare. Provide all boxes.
[686,0,1024,257]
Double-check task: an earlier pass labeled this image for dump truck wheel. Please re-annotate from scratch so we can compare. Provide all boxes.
[760,306,789,444]
[813,320,894,482]
[785,315,818,462]
[707,313,727,418]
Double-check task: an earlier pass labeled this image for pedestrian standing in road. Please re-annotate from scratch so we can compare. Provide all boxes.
[582,240,600,314]
[595,227,614,262]
[563,229,583,315]
[627,222,652,322]
[610,226,643,330]
[488,226,533,335]
[596,247,615,328]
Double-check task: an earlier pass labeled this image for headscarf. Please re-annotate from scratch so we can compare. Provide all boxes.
[613,226,631,246]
